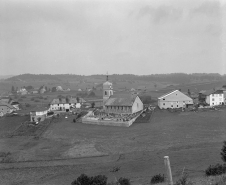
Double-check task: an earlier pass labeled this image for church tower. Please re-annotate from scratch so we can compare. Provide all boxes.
[103,74,113,106]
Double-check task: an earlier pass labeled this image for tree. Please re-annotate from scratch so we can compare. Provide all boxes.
[188,89,191,96]
[91,102,95,108]
[221,141,226,162]
[88,91,96,97]
[11,86,15,92]
[76,97,80,103]
[52,87,57,92]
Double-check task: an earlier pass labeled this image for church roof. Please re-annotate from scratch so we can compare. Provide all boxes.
[103,81,112,86]
[105,94,137,106]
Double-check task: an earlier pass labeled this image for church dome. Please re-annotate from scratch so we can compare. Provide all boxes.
[103,81,112,89]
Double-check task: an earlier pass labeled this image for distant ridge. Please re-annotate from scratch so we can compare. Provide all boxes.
[4,73,226,84]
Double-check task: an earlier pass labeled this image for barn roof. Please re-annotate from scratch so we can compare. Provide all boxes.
[158,90,192,101]
[158,90,178,99]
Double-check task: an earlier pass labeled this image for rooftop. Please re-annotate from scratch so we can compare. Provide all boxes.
[105,94,137,106]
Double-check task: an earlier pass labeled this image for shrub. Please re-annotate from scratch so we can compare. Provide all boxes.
[34,100,40,102]
[205,164,226,176]
[174,173,193,185]
[31,97,35,101]
[150,174,165,184]
[72,174,107,185]
[118,177,130,185]
[25,103,31,107]
[221,141,226,162]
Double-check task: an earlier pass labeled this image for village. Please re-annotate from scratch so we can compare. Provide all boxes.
[1,75,226,127]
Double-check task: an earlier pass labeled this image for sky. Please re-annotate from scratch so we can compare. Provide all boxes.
[0,0,226,75]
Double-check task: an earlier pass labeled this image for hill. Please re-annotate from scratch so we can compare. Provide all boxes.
[4,73,226,84]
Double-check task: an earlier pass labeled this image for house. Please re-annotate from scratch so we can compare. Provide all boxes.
[49,97,85,111]
[0,103,16,116]
[10,101,20,110]
[199,89,224,106]
[39,86,46,94]
[158,90,193,109]
[30,107,48,122]
[17,88,28,95]
[56,86,63,91]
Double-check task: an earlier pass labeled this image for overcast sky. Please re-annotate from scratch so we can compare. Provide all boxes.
[0,0,226,75]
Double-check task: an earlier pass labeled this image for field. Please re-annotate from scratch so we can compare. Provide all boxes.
[0,108,226,185]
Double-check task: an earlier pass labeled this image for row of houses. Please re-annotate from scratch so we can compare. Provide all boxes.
[157,87,226,109]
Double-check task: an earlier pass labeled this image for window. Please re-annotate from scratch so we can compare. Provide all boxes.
[177,105,178,107]
[163,103,165,105]
[105,91,107,95]
[163,98,165,100]
[212,98,214,101]
[171,105,173,107]
[137,103,139,108]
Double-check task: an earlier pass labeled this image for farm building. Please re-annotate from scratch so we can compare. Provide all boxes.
[50,97,86,111]
[30,107,48,122]
[158,90,193,109]
[0,102,16,116]
[199,89,224,106]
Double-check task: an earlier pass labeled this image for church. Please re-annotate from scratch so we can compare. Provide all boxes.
[82,75,144,127]
[103,76,143,114]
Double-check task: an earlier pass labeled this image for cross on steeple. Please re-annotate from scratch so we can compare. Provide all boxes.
[106,72,108,81]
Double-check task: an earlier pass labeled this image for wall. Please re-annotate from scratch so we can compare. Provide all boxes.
[82,111,141,127]
[208,94,224,106]
[158,100,193,109]
[132,96,144,113]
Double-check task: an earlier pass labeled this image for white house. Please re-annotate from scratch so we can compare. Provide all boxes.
[50,97,85,112]
[30,107,48,122]
[199,89,224,106]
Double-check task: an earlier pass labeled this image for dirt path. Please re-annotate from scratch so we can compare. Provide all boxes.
[0,154,114,170]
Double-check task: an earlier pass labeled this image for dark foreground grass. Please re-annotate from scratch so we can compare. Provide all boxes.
[0,108,226,185]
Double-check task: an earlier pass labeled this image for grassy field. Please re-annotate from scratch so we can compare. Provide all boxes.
[0,108,226,184]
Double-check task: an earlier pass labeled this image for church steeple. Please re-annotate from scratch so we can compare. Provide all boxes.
[103,72,113,106]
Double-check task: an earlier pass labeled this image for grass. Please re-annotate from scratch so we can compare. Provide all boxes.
[0,108,226,184]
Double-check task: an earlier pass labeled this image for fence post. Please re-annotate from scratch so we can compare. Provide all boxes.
[164,156,173,185]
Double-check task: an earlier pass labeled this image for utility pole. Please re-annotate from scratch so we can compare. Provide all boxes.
[164,156,173,185]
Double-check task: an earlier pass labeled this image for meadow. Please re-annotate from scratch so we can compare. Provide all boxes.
[0,107,226,185]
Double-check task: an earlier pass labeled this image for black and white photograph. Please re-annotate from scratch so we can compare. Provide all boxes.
[0,0,226,184]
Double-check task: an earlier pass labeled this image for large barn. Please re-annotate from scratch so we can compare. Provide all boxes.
[158,90,193,109]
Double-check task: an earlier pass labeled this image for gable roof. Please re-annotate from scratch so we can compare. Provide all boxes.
[50,97,86,105]
[105,94,138,106]
[0,102,16,110]
[158,90,192,101]
[199,89,224,96]
[158,90,178,99]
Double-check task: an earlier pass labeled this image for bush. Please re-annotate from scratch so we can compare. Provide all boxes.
[221,141,226,162]
[118,177,130,185]
[205,164,226,176]
[25,103,31,107]
[34,100,40,102]
[31,97,35,101]
[150,174,165,184]
[72,174,107,185]
[174,173,193,185]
